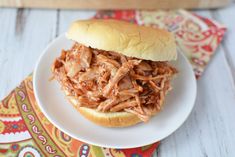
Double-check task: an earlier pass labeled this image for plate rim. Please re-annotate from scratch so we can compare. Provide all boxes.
[33,33,197,148]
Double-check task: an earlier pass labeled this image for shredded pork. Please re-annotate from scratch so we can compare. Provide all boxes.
[52,43,177,122]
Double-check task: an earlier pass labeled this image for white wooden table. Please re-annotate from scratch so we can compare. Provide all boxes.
[0,4,235,157]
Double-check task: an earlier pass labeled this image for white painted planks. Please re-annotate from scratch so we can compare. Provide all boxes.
[211,5,235,85]
[58,10,96,35]
[0,8,58,99]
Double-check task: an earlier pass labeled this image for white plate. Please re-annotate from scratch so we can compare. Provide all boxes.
[33,34,197,149]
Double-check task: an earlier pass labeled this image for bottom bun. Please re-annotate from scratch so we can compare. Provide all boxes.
[77,107,142,127]
[65,94,141,127]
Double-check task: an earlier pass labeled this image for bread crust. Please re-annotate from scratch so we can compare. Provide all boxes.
[66,19,177,61]
[77,107,142,127]
[66,94,142,127]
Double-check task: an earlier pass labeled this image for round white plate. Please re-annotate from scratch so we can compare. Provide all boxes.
[33,34,197,148]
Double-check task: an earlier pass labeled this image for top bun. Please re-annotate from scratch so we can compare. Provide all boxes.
[66,19,177,61]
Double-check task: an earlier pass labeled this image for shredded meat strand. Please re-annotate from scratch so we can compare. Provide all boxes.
[103,59,141,97]
[111,99,137,112]
[52,43,177,122]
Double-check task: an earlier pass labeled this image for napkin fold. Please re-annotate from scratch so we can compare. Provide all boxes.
[0,10,225,157]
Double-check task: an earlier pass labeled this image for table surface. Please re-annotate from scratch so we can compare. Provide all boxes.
[0,3,235,157]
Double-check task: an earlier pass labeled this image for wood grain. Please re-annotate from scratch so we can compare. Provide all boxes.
[0,8,57,99]
[0,0,230,9]
[211,5,235,86]
[15,8,26,36]
[58,10,95,34]
[0,8,18,100]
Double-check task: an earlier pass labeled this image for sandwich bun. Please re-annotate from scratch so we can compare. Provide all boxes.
[65,91,160,127]
[66,19,177,62]
[62,19,175,127]
[64,90,141,127]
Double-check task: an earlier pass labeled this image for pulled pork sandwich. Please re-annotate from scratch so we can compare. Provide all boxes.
[51,19,178,127]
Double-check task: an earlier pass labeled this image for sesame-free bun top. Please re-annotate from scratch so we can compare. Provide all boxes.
[66,19,177,61]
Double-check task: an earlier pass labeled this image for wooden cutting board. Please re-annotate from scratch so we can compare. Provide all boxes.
[0,0,230,9]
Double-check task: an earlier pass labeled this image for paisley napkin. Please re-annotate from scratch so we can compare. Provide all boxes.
[0,10,226,157]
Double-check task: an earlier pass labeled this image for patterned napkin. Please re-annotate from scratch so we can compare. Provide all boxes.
[0,10,225,157]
